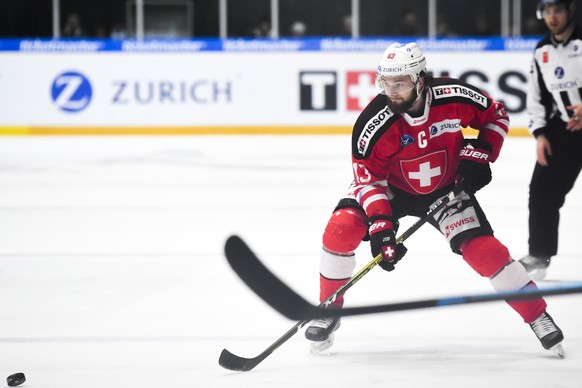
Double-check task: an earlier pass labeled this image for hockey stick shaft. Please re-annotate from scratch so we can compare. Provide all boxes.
[219,188,461,371]
[293,282,582,319]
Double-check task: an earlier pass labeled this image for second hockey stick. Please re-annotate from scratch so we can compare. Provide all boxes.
[225,234,582,320]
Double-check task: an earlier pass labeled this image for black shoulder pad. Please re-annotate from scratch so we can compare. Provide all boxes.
[351,95,399,160]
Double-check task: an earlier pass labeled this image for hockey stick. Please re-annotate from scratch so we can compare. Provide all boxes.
[225,234,582,320]
[219,188,460,371]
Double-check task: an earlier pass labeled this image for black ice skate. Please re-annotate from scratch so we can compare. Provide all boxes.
[519,255,551,281]
[530,311,564,358]
[305,317,341,354]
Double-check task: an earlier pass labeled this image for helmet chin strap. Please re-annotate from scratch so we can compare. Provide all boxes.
[409,80,424,108]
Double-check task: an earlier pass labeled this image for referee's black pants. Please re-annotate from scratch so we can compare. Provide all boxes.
[528,123,582,258]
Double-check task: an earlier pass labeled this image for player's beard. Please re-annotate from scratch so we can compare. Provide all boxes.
[386,87,419,115]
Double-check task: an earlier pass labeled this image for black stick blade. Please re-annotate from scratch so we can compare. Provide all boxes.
[219,348,264,372]
[224,235,315,320]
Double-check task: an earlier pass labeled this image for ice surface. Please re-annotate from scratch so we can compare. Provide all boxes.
[0,135,580,387]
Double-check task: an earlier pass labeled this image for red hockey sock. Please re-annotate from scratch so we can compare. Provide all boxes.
[462,236,547,323]
[320,275,349,307]
[506,282,547,323]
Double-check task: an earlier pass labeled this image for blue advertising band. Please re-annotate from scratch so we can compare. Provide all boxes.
[0,37,542,53]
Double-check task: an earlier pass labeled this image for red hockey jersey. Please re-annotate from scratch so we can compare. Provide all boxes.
[351,77,509,217]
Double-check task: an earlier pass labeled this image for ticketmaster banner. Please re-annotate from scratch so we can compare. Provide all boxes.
[0,38,536,135]
[0,37,540,52]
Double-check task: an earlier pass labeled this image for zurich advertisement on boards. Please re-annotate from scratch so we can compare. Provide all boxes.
[50,70,234,115]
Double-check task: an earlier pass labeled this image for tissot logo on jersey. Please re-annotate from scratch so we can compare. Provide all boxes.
[433,85,487,107]
[357,106,392,155]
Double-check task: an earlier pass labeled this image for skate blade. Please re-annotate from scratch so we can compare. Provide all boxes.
[549,342,565,359]
[309,333,335,355]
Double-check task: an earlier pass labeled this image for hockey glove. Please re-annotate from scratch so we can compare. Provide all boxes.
[369,216,407,272]
[456,139,493,194]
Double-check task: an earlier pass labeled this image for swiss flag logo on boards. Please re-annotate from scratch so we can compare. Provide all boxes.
[543,51,549,63]
[400,150,447,194]
[346,71,377,111]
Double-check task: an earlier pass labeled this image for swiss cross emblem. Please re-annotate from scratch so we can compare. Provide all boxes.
[387,53,396,59]
[346,71,377,111]
[543,51,549,63]
[399,150,447,194]
[383,245,395,259]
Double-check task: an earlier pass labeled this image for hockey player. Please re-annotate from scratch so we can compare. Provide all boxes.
[305,42,565,357]
[519,0,582,280]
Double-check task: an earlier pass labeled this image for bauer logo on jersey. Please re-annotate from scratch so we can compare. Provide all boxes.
[400,150,447,194]
[429,119,462,138]
[357,106,393,155]
[433,85,487,108]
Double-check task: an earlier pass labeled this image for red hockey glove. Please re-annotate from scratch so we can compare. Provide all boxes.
[456,139,492,194]
[368,216,407,272]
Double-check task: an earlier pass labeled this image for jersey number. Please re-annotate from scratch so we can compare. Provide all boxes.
[352,162,371,184]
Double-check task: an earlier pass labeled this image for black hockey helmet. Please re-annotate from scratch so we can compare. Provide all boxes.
[536,0,575,19]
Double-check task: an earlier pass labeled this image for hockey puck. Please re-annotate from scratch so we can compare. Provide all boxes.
[6,373,25,387]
